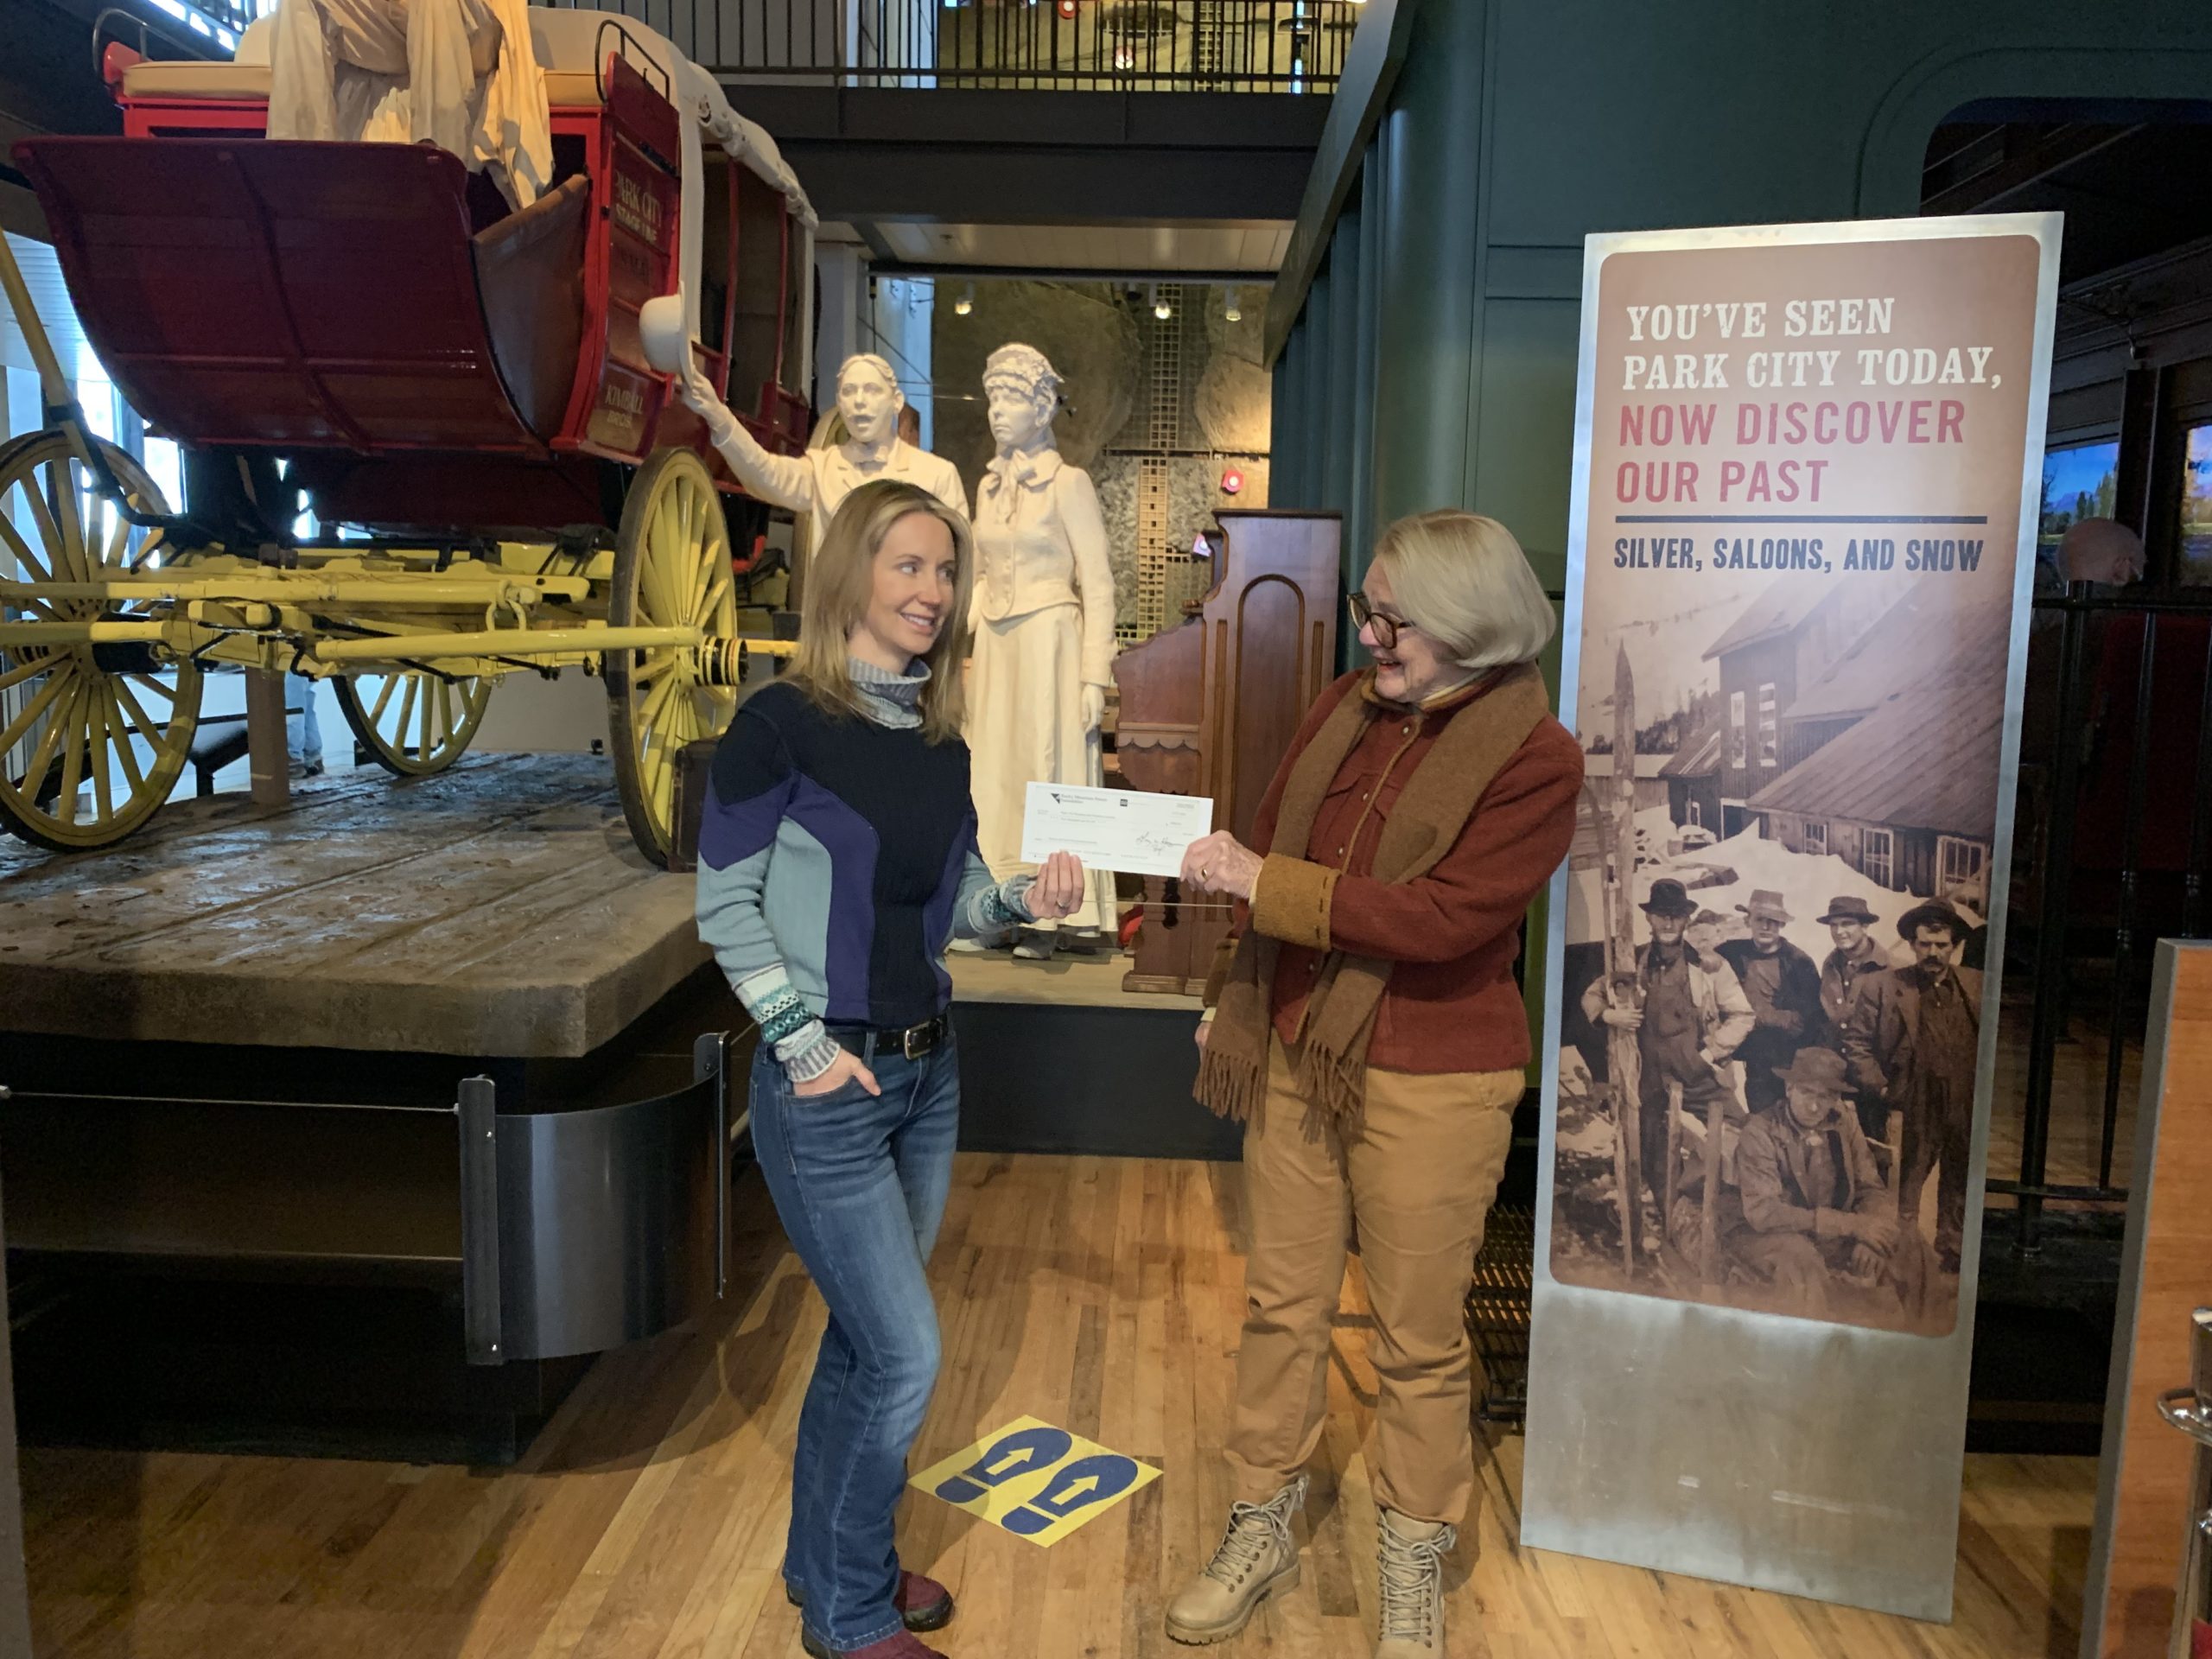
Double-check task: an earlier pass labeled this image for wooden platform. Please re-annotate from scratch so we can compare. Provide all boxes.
[23,1154,2093,1659]
[0,756,706,1058]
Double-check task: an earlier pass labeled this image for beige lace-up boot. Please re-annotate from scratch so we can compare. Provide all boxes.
[1374,1509,1456,1657]
[1164,1473,1308,1643]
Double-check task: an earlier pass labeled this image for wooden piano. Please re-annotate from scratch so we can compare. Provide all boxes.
[1110,510,1342,995]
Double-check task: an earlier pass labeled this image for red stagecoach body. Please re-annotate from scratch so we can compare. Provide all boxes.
[13,9,815,535]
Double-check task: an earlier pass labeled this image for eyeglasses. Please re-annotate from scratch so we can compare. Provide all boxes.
[1347,593,1413,650]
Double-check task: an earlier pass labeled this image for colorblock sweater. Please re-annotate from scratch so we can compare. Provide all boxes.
[696,658,1033,1082]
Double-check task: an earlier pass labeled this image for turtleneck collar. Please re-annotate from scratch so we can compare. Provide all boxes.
[1360,663,1516,719]
[849,655,930,728]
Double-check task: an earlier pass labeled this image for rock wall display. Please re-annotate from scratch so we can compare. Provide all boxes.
[932,281,1141,504]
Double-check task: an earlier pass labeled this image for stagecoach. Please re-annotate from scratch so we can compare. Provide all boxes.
[0,9,813,862]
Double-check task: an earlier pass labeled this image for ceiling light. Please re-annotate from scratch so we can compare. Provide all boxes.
[1224,287,1242,322]
[955,282,975,317]
[1151,284,1172,321]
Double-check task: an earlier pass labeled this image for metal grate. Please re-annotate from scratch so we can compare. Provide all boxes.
[1467,1202,1535,1427]
[1133,286,1185,639]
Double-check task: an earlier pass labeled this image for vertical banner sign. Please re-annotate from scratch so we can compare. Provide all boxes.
[1525,213,2060,1619]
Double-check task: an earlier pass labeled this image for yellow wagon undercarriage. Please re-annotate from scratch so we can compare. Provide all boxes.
[0,425,791,862]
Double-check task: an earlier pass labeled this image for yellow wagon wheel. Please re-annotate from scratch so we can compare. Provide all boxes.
[605,448,736,867]
[0,429,202,853]
[336,671,492,777]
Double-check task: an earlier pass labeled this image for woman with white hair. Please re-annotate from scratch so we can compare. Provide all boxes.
[1167,510,1581,1659]
[964,341,1118,957]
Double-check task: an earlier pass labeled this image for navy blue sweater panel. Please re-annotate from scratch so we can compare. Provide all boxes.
[713,682,975,1029]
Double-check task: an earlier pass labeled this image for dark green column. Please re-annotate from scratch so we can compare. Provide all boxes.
[1366,0,1487,556]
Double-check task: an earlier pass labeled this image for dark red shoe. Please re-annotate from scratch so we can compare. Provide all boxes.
[785,1571,955,1635]
[798,1628,945,1659]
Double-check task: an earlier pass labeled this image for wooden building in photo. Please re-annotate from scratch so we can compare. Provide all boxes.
[1748,593,2012,902]
[1701,573,1909,836]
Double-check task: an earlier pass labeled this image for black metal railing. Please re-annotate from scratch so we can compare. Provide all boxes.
[1997,583,2212,1250]
[97,0,256,61]
[559,0,1357,90]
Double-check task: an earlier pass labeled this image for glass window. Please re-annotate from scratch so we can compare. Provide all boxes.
[1802,820,1828,857]
[1862,826,1895,889]
[1758,683,1777,767]
[1939,835,1987,900]
[1728,690,1746,770]
[2038,439,2120,588]
[2183,425,2212,587]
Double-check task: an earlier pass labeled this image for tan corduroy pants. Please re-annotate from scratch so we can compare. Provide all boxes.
[1225,1034,1520,1525]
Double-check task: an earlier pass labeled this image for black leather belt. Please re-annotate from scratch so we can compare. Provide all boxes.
[824,1014,949,1062]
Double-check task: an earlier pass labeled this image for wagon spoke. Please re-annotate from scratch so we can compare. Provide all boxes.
[0,506,56,586]
[636,671,677,740]
[366,672,400,728]
[128,672,176,705]
[105,685,147,794]
[0,654,49,694]
[692,566,730,631]
[88,691,115,823]
[395,675,420,760]
[55,681,88,824]
[16,677,79,797]
[111,674,162,754]
[100,499,134,572]
[49,458,91,584]
[20,470,81,584]
[0,664,69,754]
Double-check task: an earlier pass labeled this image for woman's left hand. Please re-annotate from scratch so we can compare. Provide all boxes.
[1181,831,1262,900]
[1029,851,1086,919]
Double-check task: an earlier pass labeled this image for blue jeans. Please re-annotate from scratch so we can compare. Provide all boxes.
[750,1035,959,1652]
[286,673,322,770]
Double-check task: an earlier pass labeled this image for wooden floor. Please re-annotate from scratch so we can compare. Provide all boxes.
[23,1156,2096,1659]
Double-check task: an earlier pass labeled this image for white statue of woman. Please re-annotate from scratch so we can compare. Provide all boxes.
[675,351,966,523]
[966,343,1118,958]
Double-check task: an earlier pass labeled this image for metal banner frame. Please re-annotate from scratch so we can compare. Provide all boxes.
[1524,211,2061,1618]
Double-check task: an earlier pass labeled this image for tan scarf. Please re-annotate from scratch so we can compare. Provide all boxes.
[1193,663,1553,1124]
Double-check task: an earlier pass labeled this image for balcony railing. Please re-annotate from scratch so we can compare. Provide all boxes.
[552,0,1358,91]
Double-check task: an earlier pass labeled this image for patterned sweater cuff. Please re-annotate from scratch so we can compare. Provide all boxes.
[971,874,1036,938]
[780,1025,842,1084]
[736,967,839,1083]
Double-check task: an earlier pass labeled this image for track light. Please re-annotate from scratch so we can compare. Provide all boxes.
[1151,284,1172,321]
[1224,287,1242,322]
[955,282,975,317]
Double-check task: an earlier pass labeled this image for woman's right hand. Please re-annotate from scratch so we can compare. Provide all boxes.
[1193,1016,1211,1052]
[792,1047,880,1098]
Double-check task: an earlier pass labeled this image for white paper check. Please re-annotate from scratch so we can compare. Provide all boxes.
[1020,781,1216,878]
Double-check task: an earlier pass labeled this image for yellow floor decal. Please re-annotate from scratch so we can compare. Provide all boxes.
[911,1416,1161,1547]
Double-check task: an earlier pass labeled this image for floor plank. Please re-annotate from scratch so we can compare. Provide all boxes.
[22,1155,2097,1659]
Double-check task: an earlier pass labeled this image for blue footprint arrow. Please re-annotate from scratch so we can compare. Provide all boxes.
[933,1426,1074,1505]
[1001,1453,1140,1535]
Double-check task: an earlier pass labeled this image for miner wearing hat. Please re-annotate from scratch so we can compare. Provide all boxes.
[1582,877,1753,1222]
[1815,894,1891,1145]
[1716,889,1823,1117]
[1842,898,1982,1273]
[1731,1047,1929,1320]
